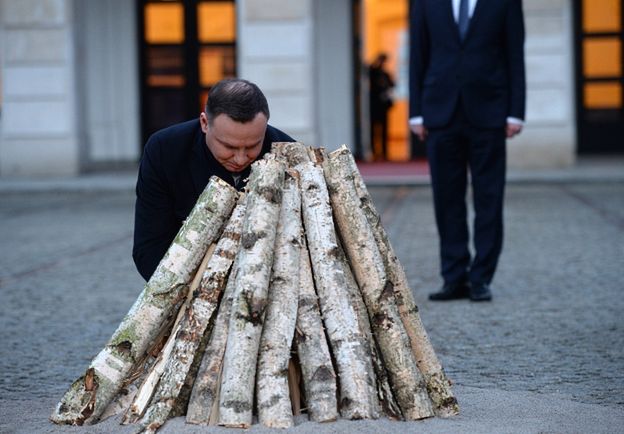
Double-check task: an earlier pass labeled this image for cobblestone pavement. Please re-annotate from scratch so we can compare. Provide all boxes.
[0,183,623,414]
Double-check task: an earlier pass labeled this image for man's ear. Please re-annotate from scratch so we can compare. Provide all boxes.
[199,112,209,133]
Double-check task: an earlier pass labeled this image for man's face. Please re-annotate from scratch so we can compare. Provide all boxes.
[200,112,267,173]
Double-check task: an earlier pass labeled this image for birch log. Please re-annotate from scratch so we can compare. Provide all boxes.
[271,141,311,167]
[295,238,338,423]
[256,172,302,428]
[336,238,401,419]
[186,230,244,425]
[218,159,285,428]
[325,149,434,420]
[122,243,217,425]
[137,202,246,433]
[334,145,458,416]
[298,160,378,420]
[50,177,238,426]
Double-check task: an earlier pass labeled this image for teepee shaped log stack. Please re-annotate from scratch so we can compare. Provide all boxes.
[51,143,458,432]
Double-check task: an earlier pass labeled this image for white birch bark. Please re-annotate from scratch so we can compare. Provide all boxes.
[256,172,302,428]
[336,238,401,419]
[185,226,245,425]
[50,177,238,426]
[122,243,217,425]
[335,145,458,416]
[218,159,285,428]
[271,141,311,167]
[295,238,338,423]
[325,148,434,420]
[297,160,378,420]
[137,202,246,433]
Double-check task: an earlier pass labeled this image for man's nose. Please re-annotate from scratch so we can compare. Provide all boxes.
[233,150,248,165]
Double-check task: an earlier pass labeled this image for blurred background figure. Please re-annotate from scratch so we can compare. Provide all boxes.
[369,53,395,161]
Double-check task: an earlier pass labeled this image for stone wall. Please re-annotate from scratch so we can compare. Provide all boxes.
[509,0,576,168]
[237,0,316,146]
[0,0,80,176]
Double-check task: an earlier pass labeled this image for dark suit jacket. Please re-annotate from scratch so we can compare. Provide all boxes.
[409,0,525,128]
[132,119,294,280]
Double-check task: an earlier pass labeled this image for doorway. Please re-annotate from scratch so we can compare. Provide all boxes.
[138,0,236,144]
[360,0,415,161]
[574,0,624,153]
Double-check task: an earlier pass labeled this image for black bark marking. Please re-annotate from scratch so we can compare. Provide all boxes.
[381,280,394,301]
[327,246,341,259]
[115,341,132,357]
[258,394,282,410]
[241,230,267,249]
[257,185,283,204]
[223,400,252,412]
[373,312,393,329]
[311,365,334,382]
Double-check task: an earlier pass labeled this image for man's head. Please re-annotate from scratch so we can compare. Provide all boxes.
[200,78,270,173]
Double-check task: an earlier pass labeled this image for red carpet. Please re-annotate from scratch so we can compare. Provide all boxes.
[356,159,431,184]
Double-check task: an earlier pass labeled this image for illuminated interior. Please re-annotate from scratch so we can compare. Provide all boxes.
[363,0,410,161]
[582,0,623,109]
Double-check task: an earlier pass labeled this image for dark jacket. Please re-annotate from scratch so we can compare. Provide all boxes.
[409,0,526,128]
[132,119,294,280]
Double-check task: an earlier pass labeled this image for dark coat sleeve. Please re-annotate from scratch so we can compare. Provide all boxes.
[409,0,429,119]
[266,125,295,144]
[132,133,178,281]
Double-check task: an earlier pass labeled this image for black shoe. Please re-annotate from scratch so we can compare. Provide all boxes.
[429,282,470,301]
[470,283,492,302]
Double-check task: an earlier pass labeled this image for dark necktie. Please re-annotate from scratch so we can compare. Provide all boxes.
[458,0,469,41]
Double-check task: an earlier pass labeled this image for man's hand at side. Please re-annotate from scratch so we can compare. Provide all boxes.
[506,122,523,138]
[410,123,428,142]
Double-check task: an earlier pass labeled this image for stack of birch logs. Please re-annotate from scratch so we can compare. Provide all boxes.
[51,143,458,432]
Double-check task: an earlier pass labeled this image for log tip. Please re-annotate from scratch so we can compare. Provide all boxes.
[328,144,351,158]
[207,175,238,192]
[435,397,460,417]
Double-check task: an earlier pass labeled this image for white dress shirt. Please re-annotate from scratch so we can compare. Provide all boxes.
[409,0,524,128]
[452,0,478,22]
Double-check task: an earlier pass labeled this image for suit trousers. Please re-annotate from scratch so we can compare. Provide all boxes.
[426,105,506,286]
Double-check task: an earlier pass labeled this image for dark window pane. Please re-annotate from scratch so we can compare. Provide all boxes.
[145,90,188,136]
[146,46,186,87]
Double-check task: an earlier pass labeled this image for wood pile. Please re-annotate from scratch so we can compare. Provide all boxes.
[50,143,458,432]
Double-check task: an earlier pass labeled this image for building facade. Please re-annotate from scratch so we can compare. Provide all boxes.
[0,0,621,177]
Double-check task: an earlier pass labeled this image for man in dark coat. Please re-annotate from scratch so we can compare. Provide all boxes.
[133,78,294,281]
[409,0,526,301]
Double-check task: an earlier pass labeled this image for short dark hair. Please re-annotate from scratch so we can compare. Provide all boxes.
[204,78,270,124]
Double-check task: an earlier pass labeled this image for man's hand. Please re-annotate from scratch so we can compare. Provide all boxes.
[506,122,523,138]
[410,124,428,142]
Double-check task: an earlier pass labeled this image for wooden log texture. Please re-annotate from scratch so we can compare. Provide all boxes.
[295,237,338,423]
[218,159,285,428]
[122,243,217,425]
[333,145,458,416]
[137,202,246,433]
[297,160,378,420]
[336,238,400,419]
[271,141,311,167]
[256,172,302,428]
[325,148,434,420]
[185,232,245,425]
[50,177,238,426]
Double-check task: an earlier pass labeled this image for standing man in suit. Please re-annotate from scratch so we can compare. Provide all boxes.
[409,0,526,301]
[133,78,294,281]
